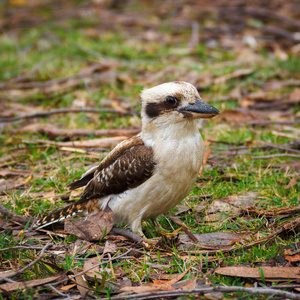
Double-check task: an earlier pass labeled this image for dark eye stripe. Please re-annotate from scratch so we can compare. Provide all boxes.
[145,96,181,119]
[145,102,161,118]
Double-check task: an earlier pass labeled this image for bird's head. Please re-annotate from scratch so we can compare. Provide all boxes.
[141,81,219,127]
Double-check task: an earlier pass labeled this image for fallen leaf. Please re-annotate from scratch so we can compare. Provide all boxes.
[213,69,253,84]
[175,203,190,215]
[64,208,114,241]
[83,256,103,280]
[172,279,197,290]
[68,240,102,257]
[179,232,241,250]
[60,284,76,291]
[43,190,56,203]
[0,175,36,193]
[199,148,211,176]
[0,273,66,292]
[284,178,298,189]
[223,192,258,208]
[203,213,227,223]
[16,123,140,139]
[0,169,32,177]
[0,270,17,278]
[24,137,128,149]
[72,269,90,298]
[220,109,265,123]
[284,249,300,262]
[215,266,300,281]
[207,200,239,215]
[120,285,174,294]
[103,241,118,256]
[121,268,190,294]
[289,88,300,102]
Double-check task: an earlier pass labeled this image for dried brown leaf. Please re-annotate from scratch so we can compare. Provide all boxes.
[64,209,114,241]
[215,266,300,281]
[284,178,298,189]
[180,232,241,250]
[0,273,66,292]
[72,269,90,298]
[289,88,300,102]
[121,268,190,294]
[220,109,265,123]
[0,270,17,278]
[16,123,140,139]
[199,148,211,176]
[26,137,127,149]
[103,241,118,256]
[83,256,103,280]
[0,169,32,177]
[213,69,253,84]
[284,249,300,262]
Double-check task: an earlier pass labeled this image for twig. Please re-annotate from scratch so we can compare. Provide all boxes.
[260,25,299,42]
[110,227,144,244]
[0,108,137,123]
[46,284,71,300]
[0,245,88,261]
[249,120,300,125]
[0,243,53,281]
[0,205,35,224]
[253,154,300,159]
[217,143,300,154]
[50,249,132,287]
[110,286,300,299]
[16,126,141,139]
[188,21,199,48]
[222,6,300,30]
[182,217,300,256]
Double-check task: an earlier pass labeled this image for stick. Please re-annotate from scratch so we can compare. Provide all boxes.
[16,126,141,138]
[110,227,144,244]
[110,286,300,299]
[249,120,300,125]
[182,217,300,256]
[0,205,35,224]
[50,249,133,287]
[260,25,299,42]
[222,6,300,30]
[218,144,300,154]
[0,245,88,261]
[0,108,138,123]
[0,243,53,282]
[253,154,300,159]
[46,284,71,300]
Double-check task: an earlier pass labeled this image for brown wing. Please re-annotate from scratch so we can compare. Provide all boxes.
[68,135,144,191]
[80,143,155,201]
[69,135,156,201]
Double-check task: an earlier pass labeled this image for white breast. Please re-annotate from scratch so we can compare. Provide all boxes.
[98,120,205,233]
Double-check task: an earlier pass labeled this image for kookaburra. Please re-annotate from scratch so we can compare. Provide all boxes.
[36,81,219,236]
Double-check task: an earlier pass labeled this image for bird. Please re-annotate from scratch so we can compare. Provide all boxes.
[35,81,219,237]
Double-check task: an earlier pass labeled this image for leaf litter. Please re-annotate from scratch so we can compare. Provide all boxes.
[0,0,300,299]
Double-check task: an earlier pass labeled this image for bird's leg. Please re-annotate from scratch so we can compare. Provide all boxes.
[131,218,160,245]
[131,217,150,240]
[152,218,169,234]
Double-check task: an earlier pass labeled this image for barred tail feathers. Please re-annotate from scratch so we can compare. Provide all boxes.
[35,201,88,229]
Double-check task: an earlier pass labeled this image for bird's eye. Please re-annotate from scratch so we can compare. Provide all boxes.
[165,96,178,108]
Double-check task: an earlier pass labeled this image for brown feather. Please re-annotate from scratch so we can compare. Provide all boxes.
[81,143,155,201]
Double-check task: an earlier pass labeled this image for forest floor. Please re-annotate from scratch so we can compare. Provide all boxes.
[0,0,300,299]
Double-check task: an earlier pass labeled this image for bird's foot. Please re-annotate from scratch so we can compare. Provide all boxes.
[152,219,170,235]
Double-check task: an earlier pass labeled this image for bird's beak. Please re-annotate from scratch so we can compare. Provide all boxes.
[177,97,220,118]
